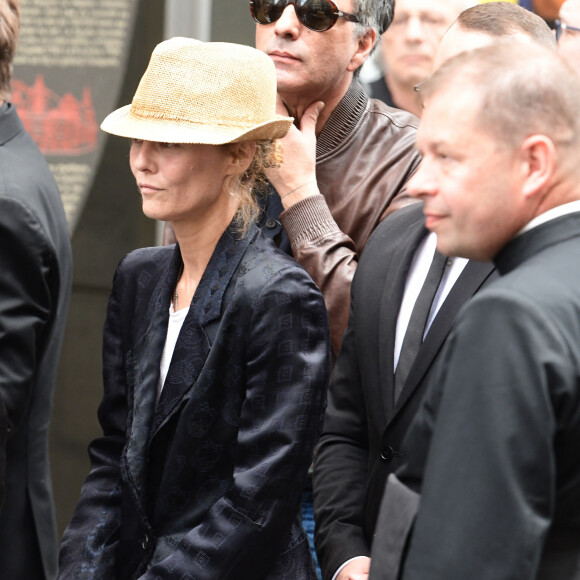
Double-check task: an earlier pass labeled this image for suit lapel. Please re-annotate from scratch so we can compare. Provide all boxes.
[124,246,180,501]
[392,259,496,416]
[150,226,256,436]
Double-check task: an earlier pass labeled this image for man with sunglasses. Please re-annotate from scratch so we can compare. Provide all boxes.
[252,0,421,358]
[557,0,580,74]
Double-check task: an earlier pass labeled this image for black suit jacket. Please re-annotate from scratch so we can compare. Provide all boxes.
[0,104,72,580]
[58,225,330,580]
[371,212,580,580]
[313,203,496,579]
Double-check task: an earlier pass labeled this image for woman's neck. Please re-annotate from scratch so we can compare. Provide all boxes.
[171,206,236,309]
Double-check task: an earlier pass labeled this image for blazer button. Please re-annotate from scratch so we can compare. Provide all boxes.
[380,445,395,463]
[265,218,277,229]
[141,534,149,551]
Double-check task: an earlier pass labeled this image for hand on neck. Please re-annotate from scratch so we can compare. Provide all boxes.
[279,76,353,136]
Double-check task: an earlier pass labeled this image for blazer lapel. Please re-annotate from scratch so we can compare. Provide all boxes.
[151,226,256,436]
[392,259,496,416]
[124,246,181,500]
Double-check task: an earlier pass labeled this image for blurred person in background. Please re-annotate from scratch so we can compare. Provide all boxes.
[368,0,475,116]
[556,0,580,74]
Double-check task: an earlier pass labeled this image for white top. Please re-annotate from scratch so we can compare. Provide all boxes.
[158,304,189,397]
[394,232,467,370]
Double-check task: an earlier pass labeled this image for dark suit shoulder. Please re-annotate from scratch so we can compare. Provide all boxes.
[112,245,175,307]
[366,202,425,250]
[355,202,426,286]
[240,231,319,289]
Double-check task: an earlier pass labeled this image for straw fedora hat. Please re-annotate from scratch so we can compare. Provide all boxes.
[101,37,293,144]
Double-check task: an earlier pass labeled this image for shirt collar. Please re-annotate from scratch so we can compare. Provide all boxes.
[518,200,580,236]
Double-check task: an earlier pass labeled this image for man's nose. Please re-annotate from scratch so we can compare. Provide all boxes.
[407,159,437,199]
[275,4,302,37]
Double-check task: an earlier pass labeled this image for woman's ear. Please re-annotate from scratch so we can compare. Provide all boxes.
[228,141,257,174]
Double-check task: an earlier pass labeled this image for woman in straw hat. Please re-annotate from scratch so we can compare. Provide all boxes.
[58,38,329,580]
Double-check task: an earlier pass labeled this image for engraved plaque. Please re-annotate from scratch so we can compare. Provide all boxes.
[13,0,139,232]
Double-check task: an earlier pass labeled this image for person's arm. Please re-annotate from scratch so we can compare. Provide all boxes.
[266,101,354,357]
[0,200,54,437]
[266,101,420,356]
[399,293,560,579]
[143,264,330,579]
[313,278,372,579]
[58,262,128,578]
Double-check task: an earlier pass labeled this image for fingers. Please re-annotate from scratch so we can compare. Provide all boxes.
[300,101,325,134]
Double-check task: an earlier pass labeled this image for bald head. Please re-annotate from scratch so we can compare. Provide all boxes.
[425,41,580,154]
[435,1,556,67]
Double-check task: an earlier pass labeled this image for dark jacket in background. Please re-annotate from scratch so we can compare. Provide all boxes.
[0,103,73,580]
[371,212,580,580]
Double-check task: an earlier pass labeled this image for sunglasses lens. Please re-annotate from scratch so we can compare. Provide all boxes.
[296,0,336,31]
[251,0,286,24]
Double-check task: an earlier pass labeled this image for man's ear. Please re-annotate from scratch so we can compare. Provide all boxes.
[518,135,556,199]
[347,28,376,72]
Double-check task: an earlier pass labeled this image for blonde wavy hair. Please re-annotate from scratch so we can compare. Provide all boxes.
[225,139,284,236]
[0,0,20,101]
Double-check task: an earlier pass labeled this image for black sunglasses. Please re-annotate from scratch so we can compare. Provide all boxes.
[250,0,360,32]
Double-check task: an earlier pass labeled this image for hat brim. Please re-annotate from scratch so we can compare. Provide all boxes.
[101,104,294,145]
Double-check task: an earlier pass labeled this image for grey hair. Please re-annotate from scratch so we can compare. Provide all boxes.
[351,0,394,47]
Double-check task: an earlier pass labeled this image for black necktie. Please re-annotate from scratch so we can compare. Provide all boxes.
[394,251,448,402]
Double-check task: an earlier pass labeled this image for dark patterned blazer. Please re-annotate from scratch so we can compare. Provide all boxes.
[58,225,330,580]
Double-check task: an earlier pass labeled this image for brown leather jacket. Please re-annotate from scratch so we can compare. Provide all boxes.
[270,81,421,356]
[164,81,421,357]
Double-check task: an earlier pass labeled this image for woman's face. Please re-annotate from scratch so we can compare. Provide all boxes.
[130,140,239,225]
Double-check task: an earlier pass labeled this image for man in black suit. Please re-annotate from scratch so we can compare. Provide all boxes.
[312,5,557,580]
[0,1,73,578]
[370,39,580,580]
